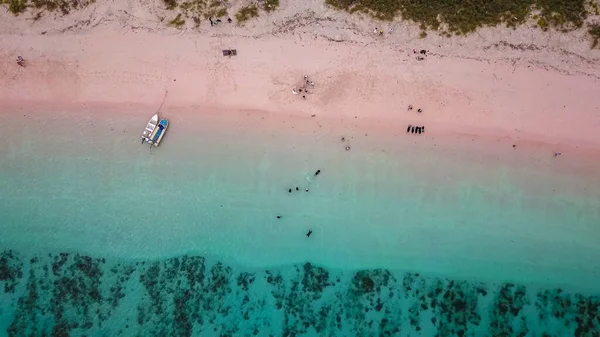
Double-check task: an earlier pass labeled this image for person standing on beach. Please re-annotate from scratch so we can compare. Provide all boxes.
[17,56,24,67]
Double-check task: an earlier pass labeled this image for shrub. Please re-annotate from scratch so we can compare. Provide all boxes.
[589,23,600,48]
[168,13,186,27]
[235,4,259,23]
[263,0,279,13]
[325,0,590,35]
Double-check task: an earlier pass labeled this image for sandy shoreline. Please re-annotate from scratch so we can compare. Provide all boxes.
[3,99,600,199]
[1,25,600,151]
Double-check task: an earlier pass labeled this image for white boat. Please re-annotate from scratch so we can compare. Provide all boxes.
[150,119,168,147]
[141,114,159,144]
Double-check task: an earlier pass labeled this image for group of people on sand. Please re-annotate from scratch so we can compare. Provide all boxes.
[407,125,425,134]
[414,49,428,61]
[373,27,393,36]
[292,75,315,99]
[278,169,322,238]
[209,17,232,26]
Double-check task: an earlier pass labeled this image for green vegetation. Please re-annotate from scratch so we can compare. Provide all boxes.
[325,0,591,35]
[162,0,228,28]
[537,17,549,31]
[0,0,95,16]
[262,0,279,13]
[588,0,599,15]
[168,13,186,27]
[235,4,259,23]
[589,24,600,48]
[234,0,278,25]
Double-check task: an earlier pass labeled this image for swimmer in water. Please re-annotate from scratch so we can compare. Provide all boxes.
[306,230,313,237]
[315,170,321,176]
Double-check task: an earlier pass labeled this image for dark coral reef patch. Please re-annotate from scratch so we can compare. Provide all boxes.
[0,250,598,336]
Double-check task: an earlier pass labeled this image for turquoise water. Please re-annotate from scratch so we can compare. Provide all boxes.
[1,108,599,336]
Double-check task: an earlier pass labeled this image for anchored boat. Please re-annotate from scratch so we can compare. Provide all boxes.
[150,119,168,147]
[142,114,159,144]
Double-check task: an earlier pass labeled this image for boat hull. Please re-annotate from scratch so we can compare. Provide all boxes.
[142,114,159,143]
[150,119,168,147]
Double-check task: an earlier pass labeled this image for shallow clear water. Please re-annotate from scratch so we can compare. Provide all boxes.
[1,109,599,336]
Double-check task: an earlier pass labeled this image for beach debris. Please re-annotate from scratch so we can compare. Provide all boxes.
[16,56,24,67]
[222,49,237,57]
[294,75,315,98]
[345,145,351,151]
[306,230,313,238]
